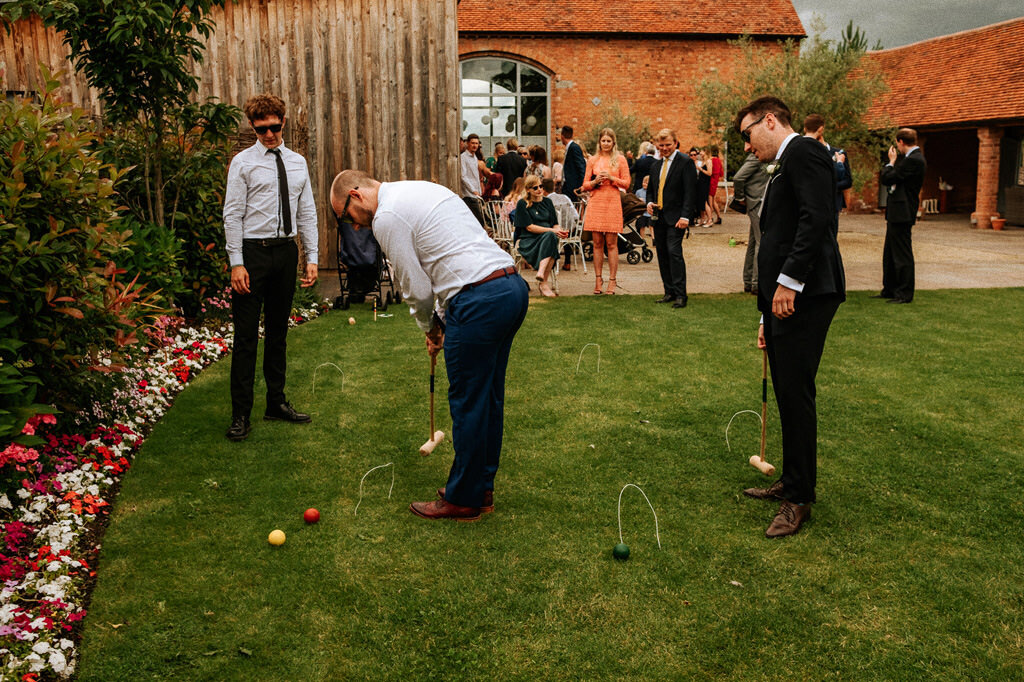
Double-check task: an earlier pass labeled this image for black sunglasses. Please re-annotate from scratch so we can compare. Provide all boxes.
[740,114,766,143]
[340,187,358,222]
[253,123,283,135]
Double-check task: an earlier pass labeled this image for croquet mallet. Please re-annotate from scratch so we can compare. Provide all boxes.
[749,349,776,476]
[418,354,445,456]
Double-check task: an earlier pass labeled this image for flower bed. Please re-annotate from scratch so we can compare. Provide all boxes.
[0,300,328,679]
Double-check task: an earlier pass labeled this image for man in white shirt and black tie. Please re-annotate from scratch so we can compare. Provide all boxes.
[222,94,319,441]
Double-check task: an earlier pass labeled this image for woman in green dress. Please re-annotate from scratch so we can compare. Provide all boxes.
[514,175,567,298]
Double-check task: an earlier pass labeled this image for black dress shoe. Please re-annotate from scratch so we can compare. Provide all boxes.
[672,297,688,309]
[887,298,911,304]
[264,402,312,423]
[743,284,752,293]
[870,293,893,299]
[226,416,251,442]
[655,294,674,303]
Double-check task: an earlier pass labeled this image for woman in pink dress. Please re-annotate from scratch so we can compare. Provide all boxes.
[705,144,723,226]
[582,128,630,294]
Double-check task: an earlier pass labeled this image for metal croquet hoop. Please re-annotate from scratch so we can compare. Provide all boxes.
[354,462,395,515]
[617,484,662,549]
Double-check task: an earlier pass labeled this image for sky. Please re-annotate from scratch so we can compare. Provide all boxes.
[789,0,1024,49]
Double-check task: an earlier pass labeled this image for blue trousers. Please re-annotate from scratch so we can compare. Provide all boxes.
[442,273,529,508]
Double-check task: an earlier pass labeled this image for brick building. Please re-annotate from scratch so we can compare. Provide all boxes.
[457,0,804,157]
[863,17,1024,228]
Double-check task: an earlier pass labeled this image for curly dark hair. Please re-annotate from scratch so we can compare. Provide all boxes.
[244,94,286,122]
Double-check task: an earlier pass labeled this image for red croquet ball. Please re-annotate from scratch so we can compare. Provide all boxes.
[303,508,320,524]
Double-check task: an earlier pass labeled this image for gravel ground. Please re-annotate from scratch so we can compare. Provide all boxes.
[321,212,1024,300]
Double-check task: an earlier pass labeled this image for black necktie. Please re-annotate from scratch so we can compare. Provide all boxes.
[270,148,292,235]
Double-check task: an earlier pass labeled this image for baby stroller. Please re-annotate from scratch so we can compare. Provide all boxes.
[333,217,401,311]
[582,192,655,265]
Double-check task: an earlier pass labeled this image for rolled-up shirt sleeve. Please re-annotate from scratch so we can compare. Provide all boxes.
[223,160,247,267]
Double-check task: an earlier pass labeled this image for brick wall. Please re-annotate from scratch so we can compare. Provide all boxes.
[459,35,786,151]
[973,126,1004,229]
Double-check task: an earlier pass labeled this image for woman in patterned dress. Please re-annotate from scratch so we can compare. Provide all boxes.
[582,128,630,294]
[513,175,567,298]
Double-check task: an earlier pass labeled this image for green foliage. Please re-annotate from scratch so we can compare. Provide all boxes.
[693,31,892,190]
[581,103,653,159]
[97,101,241,316]
[0,73,157,414]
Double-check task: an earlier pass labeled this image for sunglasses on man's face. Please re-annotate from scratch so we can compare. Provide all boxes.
[254,123,283,135]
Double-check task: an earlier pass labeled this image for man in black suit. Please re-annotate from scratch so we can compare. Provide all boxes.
[559,126,587,201]
[735,96,846,537]
[803,114,853,225]
[631,142,656,193]
[877,128,926,304]
[494,138,527,198]
[645,128,698,308]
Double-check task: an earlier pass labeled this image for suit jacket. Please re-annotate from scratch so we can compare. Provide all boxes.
[561,140,587,198]
[757,135,846,314]
[494,151,527,196]
[646,150,698,228]
[880,148,926,225]
[631,153,655,192]
[828,144,852,210]
[731,153,769,216]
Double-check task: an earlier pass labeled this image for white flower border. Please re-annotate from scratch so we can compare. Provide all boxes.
[0,301,328,679]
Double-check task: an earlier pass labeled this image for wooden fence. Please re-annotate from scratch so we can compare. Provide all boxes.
[0,0,460,268]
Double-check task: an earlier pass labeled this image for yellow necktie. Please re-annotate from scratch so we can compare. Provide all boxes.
[657,157,669,208]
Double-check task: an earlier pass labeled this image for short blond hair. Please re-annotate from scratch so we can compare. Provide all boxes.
[655,128,677,143]
[330,169,376,209]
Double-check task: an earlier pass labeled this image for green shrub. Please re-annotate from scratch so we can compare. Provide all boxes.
[581,103,653,159]
[117,215,185,309]
[96,101,240,317]
[0,72,158,417]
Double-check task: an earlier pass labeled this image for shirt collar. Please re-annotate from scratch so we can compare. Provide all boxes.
[775,132,799,161]
[256,139,287,155]
[905,145,920,156]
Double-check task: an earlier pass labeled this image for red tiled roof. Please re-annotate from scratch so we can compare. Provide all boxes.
[458,0,805,38]
[865,17,1024,128]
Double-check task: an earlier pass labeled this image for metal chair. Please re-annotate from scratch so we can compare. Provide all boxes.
[555,201,586,275]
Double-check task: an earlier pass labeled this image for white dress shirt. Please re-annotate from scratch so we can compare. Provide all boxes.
[771,132,804,293]
[372,181,513,331]
[223,141,319,267]
[460,150,482,198]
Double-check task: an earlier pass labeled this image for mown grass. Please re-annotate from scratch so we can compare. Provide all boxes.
[77,289,1024,680]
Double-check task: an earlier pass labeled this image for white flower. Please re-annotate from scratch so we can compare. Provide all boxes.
[0,494,11,509]
[765,162,781,176]
[32,640,51,654]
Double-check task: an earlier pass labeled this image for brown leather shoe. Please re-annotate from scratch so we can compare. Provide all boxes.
[437,487,494,513]
[765,500,811,537]
[409,499,481,522]
[743,479,785,500]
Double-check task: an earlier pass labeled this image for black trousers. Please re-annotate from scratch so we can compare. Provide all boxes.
[882,221,914,301]
[653,221,687,298]
[231,240,298,418]
[763,295,842,504]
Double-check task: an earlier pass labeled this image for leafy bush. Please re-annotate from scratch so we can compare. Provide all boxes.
[96,100,240,317]
[0,71,157,420]
[581,104,653,159]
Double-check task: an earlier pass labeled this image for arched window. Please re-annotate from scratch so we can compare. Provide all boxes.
[460,57,550,162]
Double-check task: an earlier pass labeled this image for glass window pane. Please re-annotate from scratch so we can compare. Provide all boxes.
[520,66,547,93]
[521,96,546,136]
[461,58,515,94]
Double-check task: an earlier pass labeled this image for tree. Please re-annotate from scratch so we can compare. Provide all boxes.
[692,27,890,190]
[3,0,230,228]
[581,103,653,160]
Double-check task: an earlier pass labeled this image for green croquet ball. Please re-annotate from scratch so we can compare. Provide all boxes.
[613,543,630,561]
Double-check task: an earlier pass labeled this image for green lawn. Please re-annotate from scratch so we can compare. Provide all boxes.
[77,289,1024,680]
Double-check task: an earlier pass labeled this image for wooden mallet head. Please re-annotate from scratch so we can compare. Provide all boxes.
[749,455,775,476]
[419,430,445,456]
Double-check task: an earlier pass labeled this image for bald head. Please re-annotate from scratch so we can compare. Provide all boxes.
[330,170,381,227]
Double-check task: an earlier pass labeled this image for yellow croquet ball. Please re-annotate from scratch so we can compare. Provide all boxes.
[268,529,286,546]
[348,317,356,325]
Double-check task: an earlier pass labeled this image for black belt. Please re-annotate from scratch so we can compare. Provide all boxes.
[462,266,516,292]
[243,237,294,247]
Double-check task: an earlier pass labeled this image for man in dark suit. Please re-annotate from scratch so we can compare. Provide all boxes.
[734,96,846,537]
[645,128,698,308]
[559,126,587,201]
[803,114,853,224]
[494,138,527,198]
[631,142,656,193]
[877,128,926,304]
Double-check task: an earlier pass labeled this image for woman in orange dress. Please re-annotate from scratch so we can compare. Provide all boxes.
[582,128,631,294]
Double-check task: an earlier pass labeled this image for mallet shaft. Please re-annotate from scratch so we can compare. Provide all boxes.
[760,349,767,462]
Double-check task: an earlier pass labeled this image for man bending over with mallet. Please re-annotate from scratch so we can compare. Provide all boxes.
[330,170,529,522]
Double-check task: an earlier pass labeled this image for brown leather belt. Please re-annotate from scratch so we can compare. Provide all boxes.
[463,265,516,291]
[243,237,294,247]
